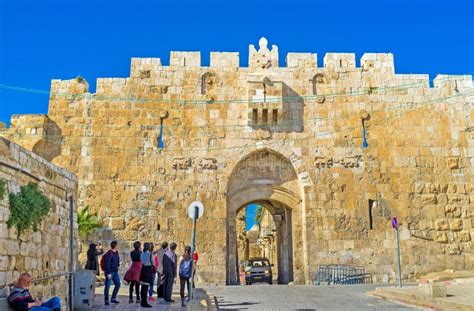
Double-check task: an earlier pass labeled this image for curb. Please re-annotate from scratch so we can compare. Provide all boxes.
[369,287,474,311]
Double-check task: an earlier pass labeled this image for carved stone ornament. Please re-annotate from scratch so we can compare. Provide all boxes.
[199,158,218,170]
[249,37,278,71]
[256,128,272,140]
[172,158,192,170]
[359,110,369,120]
[314,156,362,168]
[159,110,169,119]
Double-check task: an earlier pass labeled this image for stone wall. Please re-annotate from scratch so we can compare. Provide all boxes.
[2,37,473,285]
[0,138,77,305]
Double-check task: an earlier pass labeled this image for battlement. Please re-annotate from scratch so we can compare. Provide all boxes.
[50,78,89,97]
[286,53,317,68]
[210,52,240,68]
[170,51,201,67]
[323,53,356,72]
[360,53,394,74]
[434,74,473,93]
[47,37,472,99]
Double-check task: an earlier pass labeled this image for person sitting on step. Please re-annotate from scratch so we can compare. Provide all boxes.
[8,273,61,311]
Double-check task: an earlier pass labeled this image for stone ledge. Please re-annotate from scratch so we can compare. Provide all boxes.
[369,284,474,311]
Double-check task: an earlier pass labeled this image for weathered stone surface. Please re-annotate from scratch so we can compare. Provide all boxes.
[1,38,473,285]
[0,138,77,306]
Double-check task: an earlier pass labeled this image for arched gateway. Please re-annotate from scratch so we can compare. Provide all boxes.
[226,148,308,285]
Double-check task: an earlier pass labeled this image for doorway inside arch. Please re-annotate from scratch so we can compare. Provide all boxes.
[234,200,293,285]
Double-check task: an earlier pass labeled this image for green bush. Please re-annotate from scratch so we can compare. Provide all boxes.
[7,183,51,235]
[78,205,102,237]
[0,179,5,198]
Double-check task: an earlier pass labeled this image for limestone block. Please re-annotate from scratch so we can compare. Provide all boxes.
[446,157,460,169]
[455,231,471,242]
[286,53,317,68]
[422,194,437,205]
[0,224,7,239]
[210,52,239,68]
[449,219,463,231]
[170,51,201,67]
[433,231,448,243]
[361,53,394,74]
[110,218,125,230]
[419,282,447,298]
[445,244,461,255]
[435,219,449,231]
[323,53,355,71]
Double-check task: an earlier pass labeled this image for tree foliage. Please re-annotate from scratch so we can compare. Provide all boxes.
[0,179,5,198]
[254,205,263,225]
[7,183,51,235]
[78,205,102,237]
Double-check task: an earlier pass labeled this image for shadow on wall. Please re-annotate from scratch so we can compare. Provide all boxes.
[282,83,304,133]
[32,119,62,162]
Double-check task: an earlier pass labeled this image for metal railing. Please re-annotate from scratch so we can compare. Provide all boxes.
[315,264,373,285]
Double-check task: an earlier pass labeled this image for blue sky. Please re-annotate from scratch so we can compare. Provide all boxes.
[1,0,473,125]
[246,204,259,231]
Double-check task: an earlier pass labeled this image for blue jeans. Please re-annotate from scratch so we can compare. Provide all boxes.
[30,296,61,311]
[104,272,121,302]
[149,273,155,297]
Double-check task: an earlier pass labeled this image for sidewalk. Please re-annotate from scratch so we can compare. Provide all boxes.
[92,286,212,310]
[369,277,474,311]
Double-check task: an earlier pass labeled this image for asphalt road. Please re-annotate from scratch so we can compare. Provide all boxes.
[205,284,422,311]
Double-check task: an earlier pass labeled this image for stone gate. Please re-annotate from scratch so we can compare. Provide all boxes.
[2,37,473,284]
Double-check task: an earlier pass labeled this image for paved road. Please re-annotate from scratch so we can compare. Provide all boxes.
[205,284,422,311]
[92,286,197,310]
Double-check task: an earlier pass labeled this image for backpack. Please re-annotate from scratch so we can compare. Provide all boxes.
[100,251,109,271]
[179,259,192,279]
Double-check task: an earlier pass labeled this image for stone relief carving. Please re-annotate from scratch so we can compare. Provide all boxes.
[314,155,362,168]
[201,72,217,102]
[172,158,192,170]
[316,95,325,103]
[249,37,278,70]
[199,158,218,170]
[230,150,297,182]
[171,157,219,171]
[256,128,272,140]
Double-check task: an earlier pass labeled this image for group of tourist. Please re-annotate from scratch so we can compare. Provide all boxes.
[86,240,197,308]
[6,240,196,310]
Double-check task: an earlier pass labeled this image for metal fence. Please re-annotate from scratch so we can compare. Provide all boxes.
[315,264,373,285]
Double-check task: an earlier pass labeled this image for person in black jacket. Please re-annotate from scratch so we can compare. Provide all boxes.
[84,243,103,275]
[139,242,155,308]
[162,242,177,303]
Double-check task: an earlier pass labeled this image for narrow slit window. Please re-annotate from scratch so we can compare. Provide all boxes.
[262,109,268,124]
[272,109,278,124]
[252,108,258,125]
[368,199,374,230]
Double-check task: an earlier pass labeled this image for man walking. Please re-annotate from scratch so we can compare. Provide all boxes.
[103,240,121,305]
[156,241,168,299]
[162,242,177,302]
[8,273,61,311]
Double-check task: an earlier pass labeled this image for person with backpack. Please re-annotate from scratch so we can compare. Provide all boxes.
[179,246,193,307]
[148,242,158,302]
[139,242,155,308]
[123,241,142,303]
[84,243,103,276]
[102,240,121,305]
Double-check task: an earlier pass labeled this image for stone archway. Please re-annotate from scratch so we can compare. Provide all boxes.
[226,148,303,285]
